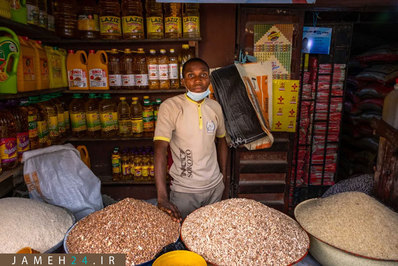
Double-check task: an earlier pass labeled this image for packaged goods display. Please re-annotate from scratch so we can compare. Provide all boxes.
[77,0,99,40]
[69,93,87,137]
[98,0,121,40]
[135,48,149,90]
[164,3,182,39]
[0,27,19,94]
[53,0,77,38]
[168,49,179,89]
[121,48,135,90]
[145,0,164,39]
[121,0,144,40]
[67,50,89,90]
[85,93,101,137]
[117,97,132,137]
[87,49,109,90]
[26,0,39,25]
[99,93,118,137]
[147,49,160,89]
[182,3,200,39]
[0,106,18,170]
[131,96,143,137]
[107,49,122,90]
[158,49,170,89]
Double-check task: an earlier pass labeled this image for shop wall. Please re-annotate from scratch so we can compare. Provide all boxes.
[199,4,237,68]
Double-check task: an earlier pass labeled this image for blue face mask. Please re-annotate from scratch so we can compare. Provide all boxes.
[187,88,210,102]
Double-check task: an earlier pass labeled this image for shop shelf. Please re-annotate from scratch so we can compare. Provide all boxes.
[63,89,185,94]
[44,38,201,46]
[67,136,154,141]
[0,165,23,184]
[0,88,66,100]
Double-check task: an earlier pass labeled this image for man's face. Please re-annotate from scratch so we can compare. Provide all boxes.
[182,61,210,93]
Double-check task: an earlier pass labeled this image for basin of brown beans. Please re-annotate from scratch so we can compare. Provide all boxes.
[65,198,180,266]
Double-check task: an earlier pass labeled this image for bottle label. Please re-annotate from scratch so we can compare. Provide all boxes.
[57,114,66,133]
[78,14,99,31]
[135,74,149,86]
[86,113,101,132]
[70,113,87,132]
[48,116,59,137]
[26,4,39,25]
[159,64,169,80]
[132,119,143,134]
[68,69,88,88]
[122,74,136,86]
[119,119,131,134]
[17,132,30,155]
[146,16,163,34]
[143,110,154,131]
[169,63,178,79]
[122,16,144,34]
[183,16,200,34]
[165,16,181,34]
[134,166,142,177]
[23,56,35,81]
[122,163,130,176]
[39,10,48,28]
[109,74,122,87]
[99,16,121,36]
[0,138,17,163]
[148,65,159,80]
[100,112,118,132]
[64,111,70,129]
[40,59,49,81]
[89,69,107,88]
[28,115,38,138]
[142,165,149,177]
[149,165,155,177]
[112,155,121,174]
[37,120,49,143]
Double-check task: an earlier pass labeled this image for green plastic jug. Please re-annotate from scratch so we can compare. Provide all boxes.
[11,0,27,24]
[0,27,20,94]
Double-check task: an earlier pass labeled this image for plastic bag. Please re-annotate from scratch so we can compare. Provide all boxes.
[22,144,103,220]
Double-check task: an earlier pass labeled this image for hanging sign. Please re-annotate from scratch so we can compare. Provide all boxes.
[302,27,332,55]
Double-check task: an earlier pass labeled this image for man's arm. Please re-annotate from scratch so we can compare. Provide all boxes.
[154,140,182,222]
[217,137,228,198]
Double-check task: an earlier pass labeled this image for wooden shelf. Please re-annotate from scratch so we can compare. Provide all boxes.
[100,175,155,185]
[0,165,23,184]
[0,88,66,100]
[68,136,154,141]
[0,17,59,41]
[44,38,201,46]
[63,89,185,94]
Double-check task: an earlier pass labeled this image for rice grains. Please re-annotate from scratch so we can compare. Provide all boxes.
[181,198,309,265]
[295,192,398,260]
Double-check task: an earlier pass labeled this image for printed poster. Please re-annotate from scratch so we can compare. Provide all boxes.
[302,27,332,55]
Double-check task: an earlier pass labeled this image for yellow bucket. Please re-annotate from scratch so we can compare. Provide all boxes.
[153,250,206,266]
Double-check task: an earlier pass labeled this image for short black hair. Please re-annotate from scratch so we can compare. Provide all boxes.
[182,58,210,77]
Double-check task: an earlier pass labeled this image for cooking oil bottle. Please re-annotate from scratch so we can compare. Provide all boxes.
[147,49,159,90]
[50,93,66,138]
[37,0,47,28]
[164,3,182,39]
[99,93,118,137]
[133,150,142,181]
[77,0,99,39]
[69,93,87,137]
[12,106,29,162]
[111,147,121,181]
[40,95,59,144]
[143,96,154,137]
[24,98,39,150]
[88,50,109,90]
[53,0,77,38]
[118,97,132,137]
[183,3,200,38]
[85,93,101,137]
[32,96,50,147]
[158,49,170,89]
[99,0,121,40]
[17,36,39,92]
[121,0,144,40]
[107,49,122,90]
[121,149,131,180]
[121,48,135,90]
[169,48,179,89]
[67,50,89,90]
[145,0,163,39]
[26,0,39,25]
[31,40,49,90]
[135,48,148,90]
[0,106,18,170]
[131,97,143,138]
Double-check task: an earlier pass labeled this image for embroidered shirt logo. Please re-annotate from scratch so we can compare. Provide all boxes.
[206,120,215,134]
[179,148,193,178]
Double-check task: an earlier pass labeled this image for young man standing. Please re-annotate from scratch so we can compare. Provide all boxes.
[154,58,228,221]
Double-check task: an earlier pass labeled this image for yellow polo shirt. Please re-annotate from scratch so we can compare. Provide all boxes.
[154,94,226,193]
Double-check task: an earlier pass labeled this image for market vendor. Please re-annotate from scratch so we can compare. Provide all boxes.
[154,58,228,221]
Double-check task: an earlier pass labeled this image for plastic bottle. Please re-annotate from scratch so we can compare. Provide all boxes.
[17,36,39,92]
[158,49,170,89]
[37,0,47,28]
[99,0,121,40]
[26,0,39,25]
[45,46,68,88]
[131,97,143,138]
[99,93,118,137]
[143,96,154,137]
[149,150,155,181]
[145,0,163,39]
[121,0,144,40]
[118,97,132,137]
[51,93,66,138]
[40,95,59,144]
[88,50,109,90]
[10,0,27,24]
[53,0,77,38]
[31,40,49,90]
[133,150,142,181]
[382,79,398,129]
[0,106,18,170]
[31,96,50,147]
[164,3,182,39]
[147,49,159,90]
[67,50,89,90]
[85,93,101,137]
[111,147,121,181]
[135,48,149,90]
[10,105,29,163]
[141,151,149,181]
[182,3,200,38]
[179,44,194,84]
[154,98,162,125]
[0,27,20,94]
[69,93,87,137]
[121,149,130,180]
[24,98,39,150]
[58,95,70,134]
[128,148,135,180]
[107,49,122,90]
[77,0,100,39]
[168,49,179,89]
[47,0,54,32]
[121,48,135,90]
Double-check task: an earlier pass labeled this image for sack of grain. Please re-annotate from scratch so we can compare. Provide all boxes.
[295,192,398,261]
[181,198,309,265]
[0,197,75,253]
[65,198,180,266]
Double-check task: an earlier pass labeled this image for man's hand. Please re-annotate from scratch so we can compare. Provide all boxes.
[158,198,182,223]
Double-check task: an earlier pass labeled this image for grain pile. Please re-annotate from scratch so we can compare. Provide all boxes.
[66,198,180,266]
[295,192,398,260]
[181,198,309,265]
[0,197,74,253]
